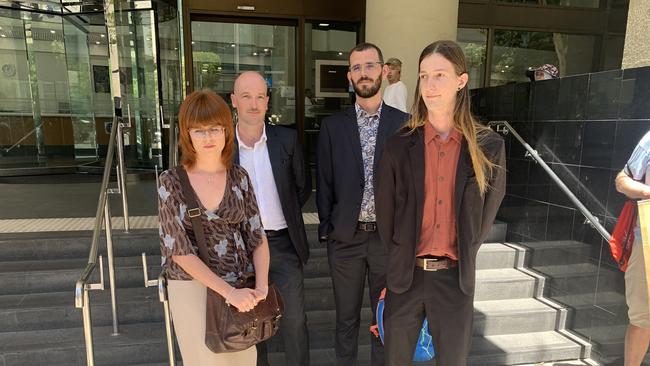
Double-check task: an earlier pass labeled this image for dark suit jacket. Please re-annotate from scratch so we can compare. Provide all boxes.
[376,126,506,295]
[317,104,409,243]
[234,124,311,264]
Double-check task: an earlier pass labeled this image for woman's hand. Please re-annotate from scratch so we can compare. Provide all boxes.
[253,286,268,303]
[226,288,258,312]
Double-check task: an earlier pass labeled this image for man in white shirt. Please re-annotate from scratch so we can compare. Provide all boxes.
[232,71,311,366]
[383,58,408,113]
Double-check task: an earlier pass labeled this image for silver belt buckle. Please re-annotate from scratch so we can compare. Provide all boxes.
[423,258,440,272]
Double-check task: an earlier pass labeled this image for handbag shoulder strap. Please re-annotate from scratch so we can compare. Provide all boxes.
[175,166,211,264]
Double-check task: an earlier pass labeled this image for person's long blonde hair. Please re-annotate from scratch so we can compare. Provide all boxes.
[405,40,496,196]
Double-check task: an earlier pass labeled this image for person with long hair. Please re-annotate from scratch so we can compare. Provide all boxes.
[158,90,270,365]
[376,40,506,365]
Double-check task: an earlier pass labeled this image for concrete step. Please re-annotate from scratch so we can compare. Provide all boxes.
[0,323,168,366]
[0,287,162,332]
[0,230,160,261]
[520,240,594,267]
[532,263,624,298]
[305,242,519,277]
[474,268,537,301]
[0,259,160,296]
[268,331,583,366]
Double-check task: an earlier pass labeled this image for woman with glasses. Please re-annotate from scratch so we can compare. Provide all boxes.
[158,90,270,365]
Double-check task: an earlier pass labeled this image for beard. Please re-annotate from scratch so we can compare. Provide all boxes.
[352,76,382,98]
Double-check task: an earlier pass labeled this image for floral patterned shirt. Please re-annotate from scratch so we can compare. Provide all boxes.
[355,102,383,222]
[158,165,265,282]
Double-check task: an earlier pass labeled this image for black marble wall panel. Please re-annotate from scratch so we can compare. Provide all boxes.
[471,66,650,254]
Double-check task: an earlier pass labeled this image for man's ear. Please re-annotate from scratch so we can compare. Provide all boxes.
[230,93,237,108]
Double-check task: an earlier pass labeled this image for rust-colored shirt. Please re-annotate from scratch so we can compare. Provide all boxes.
[416,123,462,259]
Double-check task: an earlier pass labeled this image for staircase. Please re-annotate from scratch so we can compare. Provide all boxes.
[0,221,592,366]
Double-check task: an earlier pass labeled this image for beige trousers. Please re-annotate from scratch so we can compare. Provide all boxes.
[168,279,257,366]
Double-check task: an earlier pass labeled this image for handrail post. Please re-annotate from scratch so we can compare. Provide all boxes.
[161,276,176,366]
[116,104,130,233]
[81,288,95,366]
[142,253,176,366]
[104,202,120,335]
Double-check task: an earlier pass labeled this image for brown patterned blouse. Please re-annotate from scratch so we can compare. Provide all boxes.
[158,165,265,282]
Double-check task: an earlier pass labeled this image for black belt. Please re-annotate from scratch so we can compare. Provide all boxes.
[357,221,377,232]
[265,228,288,238]
[415,256,458,271]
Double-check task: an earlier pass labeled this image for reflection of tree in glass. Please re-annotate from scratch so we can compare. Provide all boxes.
[492,30,558,85]
[193,51,222,89]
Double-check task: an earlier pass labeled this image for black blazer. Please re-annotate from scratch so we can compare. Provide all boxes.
[376,126,506,295]
[317,104,409,243]
[234,124,311,264]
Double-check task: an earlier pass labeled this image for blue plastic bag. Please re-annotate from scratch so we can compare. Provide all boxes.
[376,292,435,362]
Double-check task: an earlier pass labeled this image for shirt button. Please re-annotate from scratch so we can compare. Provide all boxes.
[440,152,445,158]
[439,176,444,182]
[438,200,443,205]
[436,224,441,229]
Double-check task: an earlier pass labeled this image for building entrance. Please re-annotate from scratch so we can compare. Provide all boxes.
[0,0,183,176]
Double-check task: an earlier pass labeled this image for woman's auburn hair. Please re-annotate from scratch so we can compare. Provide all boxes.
[404,40,498,196]
[178,89,235,169]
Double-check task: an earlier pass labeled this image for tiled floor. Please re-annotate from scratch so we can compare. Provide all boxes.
[0,213,320,233]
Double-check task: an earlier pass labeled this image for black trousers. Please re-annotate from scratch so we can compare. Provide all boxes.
[384,266,474,366]
[328,230,387,366]
[257,232,310,366]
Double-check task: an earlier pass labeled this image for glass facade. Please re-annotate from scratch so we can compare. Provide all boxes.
[303,21,359,166]
[0,2,183,173]
[191,21,296,126]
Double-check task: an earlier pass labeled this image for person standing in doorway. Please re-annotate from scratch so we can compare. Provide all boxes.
[383,57,408,113]
[231,71,312,366]
[616,130,650,366]
[317,42,409,366]
[376,40,506,366]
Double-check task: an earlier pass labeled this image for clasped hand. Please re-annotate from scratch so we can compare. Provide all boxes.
[226,287,268,313]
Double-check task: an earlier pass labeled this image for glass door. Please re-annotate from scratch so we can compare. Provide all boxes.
[190,19,297,126]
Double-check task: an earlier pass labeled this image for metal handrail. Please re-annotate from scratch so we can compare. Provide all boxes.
[489,120,612,242]
[74,109,123,366]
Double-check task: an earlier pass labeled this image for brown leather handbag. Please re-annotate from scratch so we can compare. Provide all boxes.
[176,167,284,353]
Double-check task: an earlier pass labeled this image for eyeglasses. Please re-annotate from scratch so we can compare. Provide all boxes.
[189,126,225,138]
[349,62,383,74]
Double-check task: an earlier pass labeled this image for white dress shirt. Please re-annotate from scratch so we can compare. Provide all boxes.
[236,124,288,231]
[383,80,408,113]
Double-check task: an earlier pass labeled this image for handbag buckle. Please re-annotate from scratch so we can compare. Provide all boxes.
[187,208,202,218]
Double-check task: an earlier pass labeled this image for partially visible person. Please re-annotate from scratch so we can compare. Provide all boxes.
[158,90,270,366]
[317,42,409,366]
[526,63,559,82]
[615,130,650,366]
[231,71,311,366]
[376,40,506,366]
[383,57,408,113]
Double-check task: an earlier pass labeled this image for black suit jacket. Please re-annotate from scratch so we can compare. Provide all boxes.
[317,104,409,243]
[376,126,506,295]
[234,124,311,264]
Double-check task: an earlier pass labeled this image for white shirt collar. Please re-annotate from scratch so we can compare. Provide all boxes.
[236,123,267,150]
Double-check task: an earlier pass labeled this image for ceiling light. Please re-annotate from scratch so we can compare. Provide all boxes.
[50,30,55,34]
[338,52,343,56]
[129,31,133,35]
[0,34,6,38]
[253,52,258,56]
[191,41,195,45]
[100,34,105,38]
[95,41,100,45]
[319,23,329,27]
[263,48,268,52]
[230,44,236,48]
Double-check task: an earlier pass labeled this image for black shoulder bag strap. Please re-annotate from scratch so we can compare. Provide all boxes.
[175,166,211,263]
